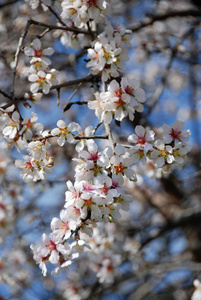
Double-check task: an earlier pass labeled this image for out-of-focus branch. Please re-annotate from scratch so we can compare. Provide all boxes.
[129,10,201,32]
[44,4,67,27]
[0,89,12,101]
[143,46,176,120]
[51,75,99,91]
[180,170,201,183]
[0,0,19,8]
[140,207,201,249]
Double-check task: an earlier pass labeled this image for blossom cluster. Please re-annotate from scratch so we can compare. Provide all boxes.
[61,0,110,28]
[30,139,135,276]
[87,23,132,81]
[88,76,146,123]
[30,117,191,277]
[128,120,191,173]
[0,104,54,181]
[0,0,193,288]
[25,38,58,94]
[57,21,91,50]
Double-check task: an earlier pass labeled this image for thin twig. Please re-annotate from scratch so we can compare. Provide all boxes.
[139,207,201,250]
[45,4,67,27]
[94,121,103,133]
[180,170,201,183]
[11,19,32,100]
[37,28,50,39]
[104,123,115,152]
[51,74,98,91]
[63,82,83,112]
[63,101,88,111]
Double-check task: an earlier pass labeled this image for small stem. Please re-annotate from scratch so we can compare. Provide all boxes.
[104,122,115,152]
[63,82,83,112]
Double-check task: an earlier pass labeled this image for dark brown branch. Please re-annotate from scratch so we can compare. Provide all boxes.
[129,10,201,32]
[63,101,88,111]
[0,89,12,101]
[74,135,108,140]
[51,75,99,91]
[44,4,67,27]
[30,19,94,36]
[70,209,91,239]
[0,0,19,8]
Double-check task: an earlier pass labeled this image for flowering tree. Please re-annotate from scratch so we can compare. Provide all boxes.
[0,0,201,299]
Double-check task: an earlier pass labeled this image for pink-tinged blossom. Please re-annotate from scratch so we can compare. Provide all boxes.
[20,112,43,141]
[128,125,155,163]
[15,155,52,182]
[104,144,137,182]
[162,120,191,144]
[88,77,146,124]
[23,92,43,104]
[96,257,116,283]
[75,192,103,220]
[74,142,108,182]
[31,233,71,268]
[24,38,54,65]
[121,77,146,112]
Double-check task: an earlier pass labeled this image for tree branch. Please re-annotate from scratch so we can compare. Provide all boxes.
[0,0,19,8]
[129,10,201,32]
[30,19,94,36]
[140,207,201,249]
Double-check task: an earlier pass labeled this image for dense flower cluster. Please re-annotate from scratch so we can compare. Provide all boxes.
[61,0,110,27]
[25,38,58,94]
[0,0,193,289]
[88,76,146,123]
[87,23,132,81]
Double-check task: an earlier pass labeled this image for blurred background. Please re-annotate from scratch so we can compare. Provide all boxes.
[0,0,201,299]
